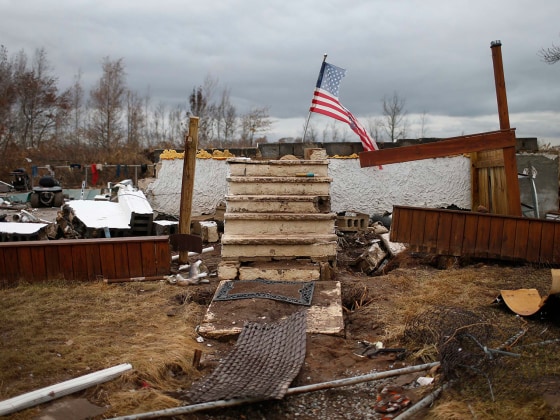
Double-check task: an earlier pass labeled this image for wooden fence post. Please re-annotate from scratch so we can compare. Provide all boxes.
[178,117,200,263]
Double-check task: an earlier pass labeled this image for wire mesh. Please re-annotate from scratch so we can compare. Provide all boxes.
[403,305,560,401]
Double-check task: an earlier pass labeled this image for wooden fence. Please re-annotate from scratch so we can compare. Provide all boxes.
[0,236,171,287]
[390,205,560,265]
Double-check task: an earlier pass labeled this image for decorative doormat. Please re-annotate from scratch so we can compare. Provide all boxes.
[185,310,308,403]
[213,278,315,306]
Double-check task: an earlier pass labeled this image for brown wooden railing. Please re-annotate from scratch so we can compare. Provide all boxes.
[390,205,560,265]
[0,236,170,287]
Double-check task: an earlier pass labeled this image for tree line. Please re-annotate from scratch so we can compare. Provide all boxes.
[0,46,272,155]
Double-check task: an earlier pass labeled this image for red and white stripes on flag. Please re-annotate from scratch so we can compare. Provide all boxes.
[309,61,378,152]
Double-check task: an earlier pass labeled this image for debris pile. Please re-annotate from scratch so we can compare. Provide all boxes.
[336,212,406,275]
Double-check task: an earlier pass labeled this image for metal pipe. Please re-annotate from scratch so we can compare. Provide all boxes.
[393,382,451,420]
[108,362,440,420]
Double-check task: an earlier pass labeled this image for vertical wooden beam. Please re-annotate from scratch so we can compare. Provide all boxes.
[178,117,200,263]
[490,41,521,216]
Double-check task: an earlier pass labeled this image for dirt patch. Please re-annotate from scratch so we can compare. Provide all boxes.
[1,230,560,419]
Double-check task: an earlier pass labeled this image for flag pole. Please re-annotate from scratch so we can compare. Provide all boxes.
[302,53,328,143]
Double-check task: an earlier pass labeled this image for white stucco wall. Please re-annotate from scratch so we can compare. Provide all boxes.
[146,158,229,216]
[328,157,471,214]
[146,156,472,217]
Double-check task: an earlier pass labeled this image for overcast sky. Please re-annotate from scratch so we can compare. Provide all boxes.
[1,0,559,144]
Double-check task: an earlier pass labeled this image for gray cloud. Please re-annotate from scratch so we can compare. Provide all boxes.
[1,0,559,143]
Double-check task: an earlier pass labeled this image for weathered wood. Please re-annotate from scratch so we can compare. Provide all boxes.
[391,206,560,265]
[436,211,453,255]
[30,247,46,282]
[487,217,505,259]
[526,220,543,263]
[179,117,199,263]
[18,247,33,281]
[461,213,479,255]
[423,211,440,254]
[490,41,521,216]
[71,245,89,281]
[359,129,515,167]
[45,246,61,281]
[0,237,170,287]
[473,216,491,258]
[140,241,157,277]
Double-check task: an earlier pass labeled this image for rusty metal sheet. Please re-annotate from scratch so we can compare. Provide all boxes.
[499,269,560,316]
[186,310,307,403]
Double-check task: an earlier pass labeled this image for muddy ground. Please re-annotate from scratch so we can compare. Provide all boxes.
[1,203,560,419]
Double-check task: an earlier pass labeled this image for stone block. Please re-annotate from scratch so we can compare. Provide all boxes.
[217,262,240,280]
[193,220,219,242]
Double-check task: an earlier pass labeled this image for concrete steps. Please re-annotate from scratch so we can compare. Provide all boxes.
[220,158,337,278]
[228,158,329,177]
[221,234,338,261]
[223,213,336,235]
[225,195,331,214]
[227,176,332,196]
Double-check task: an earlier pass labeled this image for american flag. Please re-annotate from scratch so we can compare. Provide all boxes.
[310,61,378,152]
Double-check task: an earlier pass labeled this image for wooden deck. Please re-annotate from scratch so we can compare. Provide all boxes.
[0,236,171,287]
[390,205,560,265]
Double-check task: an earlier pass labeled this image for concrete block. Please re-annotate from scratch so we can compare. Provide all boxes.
[239,261,321,281]
[193,220,219,242]
[356,242,387,273]
[217,262,240,280]
[380,232,407,256]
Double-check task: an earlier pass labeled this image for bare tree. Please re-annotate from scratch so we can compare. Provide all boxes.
[151,102,168,145]
[367,117,383,144]
[240,106,272,146]
[0,45,16,150]
[12,48,70,148]
[88,57,126,150]
[382,92,408,142]
[126,90,145,148]
[417,111,429,139]
[214,88,236,146]
[67,70,85,145]
[539,36,560,64]
[189,75,217,148]
[168,105,186,148]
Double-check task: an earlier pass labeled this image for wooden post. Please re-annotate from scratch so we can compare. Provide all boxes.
[490,40,521,216]
[178,117,199,263]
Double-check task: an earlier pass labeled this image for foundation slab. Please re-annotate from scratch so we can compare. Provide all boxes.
[198,280,344,339]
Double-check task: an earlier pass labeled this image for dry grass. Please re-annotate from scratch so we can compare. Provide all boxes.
[356,258,560,419]
[1,255,560,419]
[0,280,209,419]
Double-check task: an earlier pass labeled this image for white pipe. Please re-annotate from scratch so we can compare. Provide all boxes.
[171,246,214,262]
[190,246,214,256]
[0,363,132,416]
